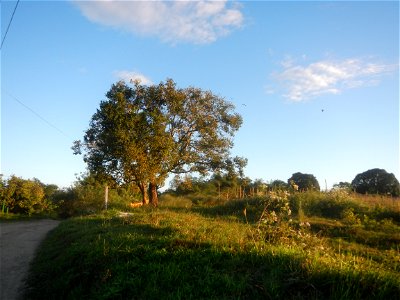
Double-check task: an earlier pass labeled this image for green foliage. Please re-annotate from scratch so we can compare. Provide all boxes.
[289,190,370,219]
[333,181,352,191]
[158,193,193,209]
[341,208,362,225]
[352,168,400,196]
[55,174,140,218]
[169,172,266,205]
[74,79,244,206]
[169,175,212,196]
[288,172,320,191]
[253,190,295,244]
[0,175,56,216]
[269,179,289,191]
[288,190,400,251]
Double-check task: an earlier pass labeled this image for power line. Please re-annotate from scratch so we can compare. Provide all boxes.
[4,90,72,139]
[1,0,20,50]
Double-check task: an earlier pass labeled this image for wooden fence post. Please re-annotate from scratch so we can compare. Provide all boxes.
[105,185,109,210]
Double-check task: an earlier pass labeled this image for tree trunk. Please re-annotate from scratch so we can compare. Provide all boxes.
[149,182,158,207]
[138,182,149,205]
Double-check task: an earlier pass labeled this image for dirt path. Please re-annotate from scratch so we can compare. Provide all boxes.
[0,219,60,300]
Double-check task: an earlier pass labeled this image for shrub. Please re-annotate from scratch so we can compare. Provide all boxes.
[341,208,361,225]
[54,178,139,218]
[0,176,54,215]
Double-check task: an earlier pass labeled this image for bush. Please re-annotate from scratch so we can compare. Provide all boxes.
[54,176,140,218]
[0,176,55,215]
[341,208,361,225]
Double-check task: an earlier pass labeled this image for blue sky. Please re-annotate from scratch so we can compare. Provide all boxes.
[1,1,399,189]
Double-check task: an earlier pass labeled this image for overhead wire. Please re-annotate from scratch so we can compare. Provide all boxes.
[4,90,72,139]
[1,1,72,140]
[1,0,20,50]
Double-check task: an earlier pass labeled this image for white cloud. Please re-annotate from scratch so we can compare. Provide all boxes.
[272,57,397,101]
[113,70,153,86]
[73,1,244,44]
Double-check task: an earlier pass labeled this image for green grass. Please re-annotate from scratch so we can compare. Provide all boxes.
[0,211,59,221]
[24,193,400,299]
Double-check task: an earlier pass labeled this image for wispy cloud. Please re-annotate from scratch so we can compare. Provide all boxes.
[73,1,244,44]
[113,70,153,86]
[272,57,397,101]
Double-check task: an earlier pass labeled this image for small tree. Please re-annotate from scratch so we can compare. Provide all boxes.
[332,182,352,191]
[351,168,400,196]
[288,172,320,192]
[250,178,267,196]
[269,180,289,191]
[170,174,196,195]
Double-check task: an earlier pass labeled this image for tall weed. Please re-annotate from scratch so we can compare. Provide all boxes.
[290,190,368,219]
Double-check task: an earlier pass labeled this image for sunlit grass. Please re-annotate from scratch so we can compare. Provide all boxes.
[25,192,400,299]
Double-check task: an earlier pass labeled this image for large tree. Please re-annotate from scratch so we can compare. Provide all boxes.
[73,79,243,206]
[351,168,400,196]
[288,172,320,191]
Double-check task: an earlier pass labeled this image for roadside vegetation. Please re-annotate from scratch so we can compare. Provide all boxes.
[0,175,58,220]
[0,174,139,220]
[24,187,399,299]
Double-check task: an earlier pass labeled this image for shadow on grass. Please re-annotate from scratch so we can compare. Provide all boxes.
[310,220,400,250]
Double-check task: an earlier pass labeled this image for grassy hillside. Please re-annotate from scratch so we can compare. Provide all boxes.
[25,191,399,299]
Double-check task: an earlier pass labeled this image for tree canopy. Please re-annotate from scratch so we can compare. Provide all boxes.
[0,175,55,215]
[332,182,352,191]
[288,172,320,191]
[351,168,400,196]
[269,180,289,191]
[73,79,243,206]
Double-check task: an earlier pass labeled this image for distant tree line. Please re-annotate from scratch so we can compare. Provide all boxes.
[1,168,398,217]
[169,168,400,199]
